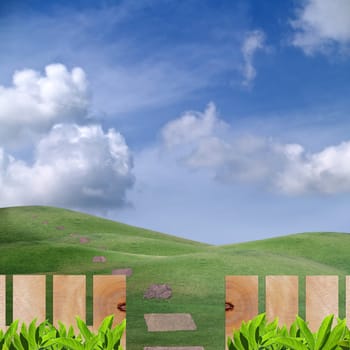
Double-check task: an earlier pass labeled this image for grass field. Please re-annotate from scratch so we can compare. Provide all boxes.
[1,206,349,350]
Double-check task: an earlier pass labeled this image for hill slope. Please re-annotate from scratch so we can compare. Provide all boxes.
[1,206,349,350]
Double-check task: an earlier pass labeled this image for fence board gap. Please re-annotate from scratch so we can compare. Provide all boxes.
[225,276,258,350]
[258,275,265,314]
[266,276,298,327]
[6,275,12,325]
[46,274,53,324]
[13,275,46,326]
[86,272,93,326]
[53,275,86,333]
[306,276,338,332]
[346,276,350,329]
[338,275,346,320]
[0,275,5,329]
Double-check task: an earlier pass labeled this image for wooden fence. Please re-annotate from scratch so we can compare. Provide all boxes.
[226,275,350,349]
[0,275,126,348]
[1,274,350,350]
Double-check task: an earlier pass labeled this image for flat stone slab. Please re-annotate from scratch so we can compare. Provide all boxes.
[112,268,133,276]
[144,314,197,332]
[144,347,204,350]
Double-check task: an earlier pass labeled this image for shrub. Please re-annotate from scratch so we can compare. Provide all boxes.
[0,315,125,350]
[227,313,350,350]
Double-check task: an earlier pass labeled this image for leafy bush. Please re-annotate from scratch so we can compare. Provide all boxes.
[227,313,350,350]
[0,315,125,350]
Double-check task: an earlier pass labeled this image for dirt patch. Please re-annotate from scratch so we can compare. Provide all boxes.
[42,220,48,224]
[92,256,106,263]
[79,237,90,243]
[56,226,65,230]
[112,268,133,276]
[144,284,172,299]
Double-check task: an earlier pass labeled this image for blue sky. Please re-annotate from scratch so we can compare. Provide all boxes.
[1,0,350,244]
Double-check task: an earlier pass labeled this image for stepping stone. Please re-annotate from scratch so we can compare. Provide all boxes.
[92,256,106,262]
[144,347,204,350]
[112,268,133,276]
[144,284,172,299]
[144,314,197,332]
[79,237,90,243]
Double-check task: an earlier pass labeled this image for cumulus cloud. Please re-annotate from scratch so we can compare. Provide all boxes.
[291,0,350,55]
[241,30,266,86]
[0,124,134,210]
[161,103,350,195]
[161,103,278,183]
[0,64,90,148]
[277,141,350,195]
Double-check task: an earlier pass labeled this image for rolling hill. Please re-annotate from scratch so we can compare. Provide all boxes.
[1,206,349,350]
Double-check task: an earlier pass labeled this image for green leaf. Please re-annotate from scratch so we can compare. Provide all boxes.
[315,314,334,350]
[233,331,246,350]
[297,315,315,349]
[28,318,38,348]
[57,321,67,338]
[75,316,94,342]
[12,333,25,350]
[270,336,309,350]
[98,315,114,335]
[53,337,85,350]
[322,319,346,350]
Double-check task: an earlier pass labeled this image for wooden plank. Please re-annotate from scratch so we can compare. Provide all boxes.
[0,275,5,330]
[225,276,258,350]
[93,275,126,348]
[53,275,86,333]
[346,276,350,329]
[306,276,338,332]
[13,275,46,326]
[266,276,298,327]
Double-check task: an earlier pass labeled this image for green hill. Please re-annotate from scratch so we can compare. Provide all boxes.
[1,206,349,350]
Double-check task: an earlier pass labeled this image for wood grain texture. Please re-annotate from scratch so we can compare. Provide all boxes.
[0,275,5,329]
[13,275,46,326]
[266,276,298,327]
[306,276,338,332]
[93,275,126,349]
[225,276,258,350]
[53,275,86,333]
[346,276,350,329]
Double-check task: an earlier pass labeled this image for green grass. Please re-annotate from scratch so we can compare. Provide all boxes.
[0,206,350,350]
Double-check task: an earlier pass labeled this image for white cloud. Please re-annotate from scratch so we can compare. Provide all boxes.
[161,103,350,196]
[161,103,278,183]
[0,124,134,210]
[277,141,350,195]
[0,64,90,148]
[291,0,350,55]
[241,30,266,86]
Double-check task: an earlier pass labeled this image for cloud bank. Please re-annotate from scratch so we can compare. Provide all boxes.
[291,0,350,55]
[0,64,134,211]
[161,103,350,195]
[0,64,90,148]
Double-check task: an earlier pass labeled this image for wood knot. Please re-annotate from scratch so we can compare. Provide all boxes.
[117,302,126,312]
[225,302,234,311]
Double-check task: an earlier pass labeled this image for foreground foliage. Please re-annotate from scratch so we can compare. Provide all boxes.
[0,315,125,350]
[228,313,350,350]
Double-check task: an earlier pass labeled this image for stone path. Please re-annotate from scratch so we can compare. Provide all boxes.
[144,347,204,350]
[144,313,197,332]
[144,313,203,349]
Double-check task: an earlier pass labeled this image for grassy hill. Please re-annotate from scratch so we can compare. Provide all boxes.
[1,206,349,350]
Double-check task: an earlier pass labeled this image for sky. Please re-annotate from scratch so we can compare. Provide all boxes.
[1,0,350,245]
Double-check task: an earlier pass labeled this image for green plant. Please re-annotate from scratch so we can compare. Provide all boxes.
[0,315,125,350]
[228,313,350,350]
